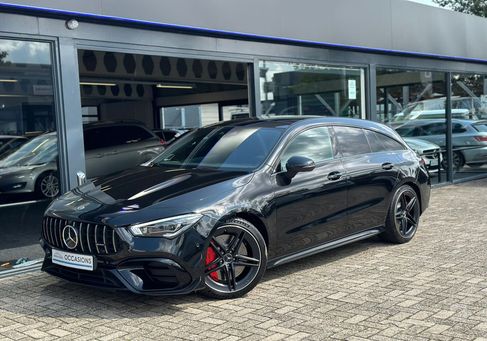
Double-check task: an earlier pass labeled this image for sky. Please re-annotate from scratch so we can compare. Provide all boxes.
[406,0,440,7]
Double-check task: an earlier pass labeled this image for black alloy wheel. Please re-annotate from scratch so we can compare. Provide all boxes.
[382,185,420,244]
[200,218,267,299]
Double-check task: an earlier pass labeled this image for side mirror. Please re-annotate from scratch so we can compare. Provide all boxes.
[285,156,315,179]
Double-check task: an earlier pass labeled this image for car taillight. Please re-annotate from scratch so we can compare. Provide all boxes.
[160,139,166,145]
[474,136,487,142]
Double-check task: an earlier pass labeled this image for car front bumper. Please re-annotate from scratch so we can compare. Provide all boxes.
[40,220,211,296]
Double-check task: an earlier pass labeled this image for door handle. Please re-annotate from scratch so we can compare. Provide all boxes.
[382,162,394,170]
[327,171,342,181]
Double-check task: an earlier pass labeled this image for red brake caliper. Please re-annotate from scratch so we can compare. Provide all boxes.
[205,246,219,281]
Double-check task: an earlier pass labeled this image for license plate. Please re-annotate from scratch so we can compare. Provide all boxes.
[52,249,94,271]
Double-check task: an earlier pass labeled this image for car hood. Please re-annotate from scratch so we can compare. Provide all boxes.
[46,166,253,225]
[0,164,46,175]
[403,138,440,152]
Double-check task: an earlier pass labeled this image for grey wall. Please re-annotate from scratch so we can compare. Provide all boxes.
[1,0,487,61]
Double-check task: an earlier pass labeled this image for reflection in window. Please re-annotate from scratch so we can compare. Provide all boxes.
[0,39,58,269]
[451,73,487,179]
[333,126,371,157]
[280,127,334,169]
[376,68,448,183]
[259,61,365,118]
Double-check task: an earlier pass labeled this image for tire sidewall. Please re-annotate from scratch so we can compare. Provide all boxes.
[387,185,419,243]
[36,171,59,199]
[200,218,267,299]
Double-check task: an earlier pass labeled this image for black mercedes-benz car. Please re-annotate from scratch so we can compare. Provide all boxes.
[41,117,430,299]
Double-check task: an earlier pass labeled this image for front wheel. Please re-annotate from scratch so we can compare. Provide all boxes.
[382,185,420,244]
[199,218,267,299]
[36,172,60,199]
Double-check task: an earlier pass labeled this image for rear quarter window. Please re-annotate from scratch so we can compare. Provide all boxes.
[365,129,405,152]
[333,126,371,157]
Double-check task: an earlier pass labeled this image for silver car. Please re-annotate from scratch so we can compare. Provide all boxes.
[396,119,487,169]
[0,123,164,198]
[403,137,442,171]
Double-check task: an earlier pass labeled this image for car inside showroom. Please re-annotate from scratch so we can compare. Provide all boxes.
[0,0,486,280]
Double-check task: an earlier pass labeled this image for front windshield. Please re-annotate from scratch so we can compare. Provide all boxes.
[152,126,284,172]
[0,133,57,167]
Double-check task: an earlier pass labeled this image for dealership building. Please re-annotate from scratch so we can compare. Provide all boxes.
[1,0,487,273]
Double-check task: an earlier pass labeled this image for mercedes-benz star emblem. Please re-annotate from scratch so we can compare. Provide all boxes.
[62,225,78,250]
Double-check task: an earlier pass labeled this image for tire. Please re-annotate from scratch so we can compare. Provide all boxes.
[381,185,421,244]
[36,172,60,199]
[198,218,267,299]
[441,151,465,171]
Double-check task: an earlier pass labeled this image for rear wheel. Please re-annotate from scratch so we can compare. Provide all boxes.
[382,185,420,244]
[199,218,267,299]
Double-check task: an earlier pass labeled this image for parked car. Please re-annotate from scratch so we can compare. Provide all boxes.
[391,109,478,127]
[41,117,430,299]
[403,137,442,171]
[396,119,487,169]
[391,96,487,123]
[0,135,28,159]
[0,122,164,198]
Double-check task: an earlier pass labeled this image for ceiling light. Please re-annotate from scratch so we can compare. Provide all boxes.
[156,83,193,89]
[0,79,18,83]
[80,82,117,87]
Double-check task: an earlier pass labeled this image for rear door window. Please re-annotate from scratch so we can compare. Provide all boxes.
[333,126,371,157]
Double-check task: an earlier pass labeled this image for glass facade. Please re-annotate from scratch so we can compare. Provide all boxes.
[259,61,365,118]
[0,39,58,269]
[376,68,448,184]
[1,26,487,275]
[450,73,487,180]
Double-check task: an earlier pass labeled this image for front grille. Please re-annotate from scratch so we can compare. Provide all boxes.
[42,216,122,255]
[422,149,440,156]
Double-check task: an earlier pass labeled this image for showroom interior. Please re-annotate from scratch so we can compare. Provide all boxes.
[1,0,487,273]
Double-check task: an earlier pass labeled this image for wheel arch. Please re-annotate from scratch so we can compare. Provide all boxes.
[400,180,423,214]
[233,212,270,248]
[213,210,270,248]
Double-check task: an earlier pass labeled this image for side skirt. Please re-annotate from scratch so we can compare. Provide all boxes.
[267,228,382,268]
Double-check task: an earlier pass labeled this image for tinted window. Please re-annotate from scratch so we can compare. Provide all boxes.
[118,125,153,143]
[424,123,446,135]
[84,125,154,150]
[365,130,405,152]
[452,123,467,134]
[280,127,334,169]
[333,126,371,157]
[153,126,283,172]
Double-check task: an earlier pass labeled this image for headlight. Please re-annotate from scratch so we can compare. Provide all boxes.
[129,213,202,238]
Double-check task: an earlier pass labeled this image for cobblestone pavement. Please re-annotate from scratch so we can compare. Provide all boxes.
[1,179,487,341]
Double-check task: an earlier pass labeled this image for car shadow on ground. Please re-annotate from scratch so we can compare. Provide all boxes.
[0,237,392,319]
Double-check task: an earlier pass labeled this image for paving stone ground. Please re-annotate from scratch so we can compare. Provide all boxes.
[1,179,487,340]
